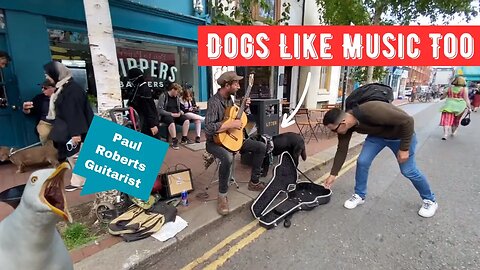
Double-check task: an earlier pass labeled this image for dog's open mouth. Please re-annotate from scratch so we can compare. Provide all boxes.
[41,162,72,222]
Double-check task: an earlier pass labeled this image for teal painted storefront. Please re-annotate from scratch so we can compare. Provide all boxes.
[456,66,480,83]
[0,0,209,147]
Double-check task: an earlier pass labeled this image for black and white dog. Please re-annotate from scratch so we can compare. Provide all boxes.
[259,132,307,176]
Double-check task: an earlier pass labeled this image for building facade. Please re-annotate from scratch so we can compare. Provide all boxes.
[382,66,409,99]
[431,67,455,86]
[289,0,341,109]
[213,0,341,110]
[405,66,432,87]
[0,0,208,147]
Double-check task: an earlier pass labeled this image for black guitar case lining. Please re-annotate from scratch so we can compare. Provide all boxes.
[251,151,332,229]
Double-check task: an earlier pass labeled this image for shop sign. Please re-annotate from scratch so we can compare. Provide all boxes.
[117,47,178,93]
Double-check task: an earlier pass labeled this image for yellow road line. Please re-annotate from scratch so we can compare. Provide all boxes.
[189,155,360,270]
[202,227,267,270]
[314,154,359,184]
[181,220,259,270]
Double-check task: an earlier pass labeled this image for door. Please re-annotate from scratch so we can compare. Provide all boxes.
[283,66,292,102]
[0,34,22,147]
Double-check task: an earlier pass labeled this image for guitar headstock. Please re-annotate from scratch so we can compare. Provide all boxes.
[248,73,255,88]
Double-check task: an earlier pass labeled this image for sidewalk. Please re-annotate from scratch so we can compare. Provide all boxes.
[73,131,369,270]
[0,99,409,269]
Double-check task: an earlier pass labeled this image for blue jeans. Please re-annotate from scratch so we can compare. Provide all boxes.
[355,134,435,201]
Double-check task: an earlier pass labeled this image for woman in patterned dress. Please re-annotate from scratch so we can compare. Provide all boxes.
[439,76,472,140]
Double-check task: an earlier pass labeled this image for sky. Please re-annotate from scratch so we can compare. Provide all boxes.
[416,5,480,68]
[416,14,480,26]
[415,1,480,26]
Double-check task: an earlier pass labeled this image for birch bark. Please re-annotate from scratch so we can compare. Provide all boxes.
[83,0,122,114]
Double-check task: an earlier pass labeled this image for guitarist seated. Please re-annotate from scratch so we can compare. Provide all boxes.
[204,71,267,216]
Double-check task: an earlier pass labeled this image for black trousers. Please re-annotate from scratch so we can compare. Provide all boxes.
[206,139,266,194]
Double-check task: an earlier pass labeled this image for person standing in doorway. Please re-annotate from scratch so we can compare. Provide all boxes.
[0,51,11,108]
[0,51,10,68]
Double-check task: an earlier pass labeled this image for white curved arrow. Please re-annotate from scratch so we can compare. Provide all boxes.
[281,71,311,128]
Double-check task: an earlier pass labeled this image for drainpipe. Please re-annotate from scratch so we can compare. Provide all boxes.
[295,0,306,107]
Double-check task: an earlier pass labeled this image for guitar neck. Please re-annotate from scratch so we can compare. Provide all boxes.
[235,75,254,119]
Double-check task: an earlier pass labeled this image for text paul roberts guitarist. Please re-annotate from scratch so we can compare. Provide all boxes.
[204,71,267,216]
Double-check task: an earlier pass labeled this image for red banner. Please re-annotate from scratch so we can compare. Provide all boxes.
[198,26,480,66]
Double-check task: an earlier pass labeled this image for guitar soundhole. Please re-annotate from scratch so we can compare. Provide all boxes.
[226,131,238,141]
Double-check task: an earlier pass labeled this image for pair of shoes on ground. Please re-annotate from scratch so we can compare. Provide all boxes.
[343,194,438,218]
[171,136,197,150]
[170,136,201,149]
[65,185,83,192]
[217,181,267,215]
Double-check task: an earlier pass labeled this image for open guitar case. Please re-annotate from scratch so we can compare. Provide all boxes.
[251,151,332,229]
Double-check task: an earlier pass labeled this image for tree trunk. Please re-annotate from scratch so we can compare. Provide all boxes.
[83,0,122,114]
[366,4,383,83]
[366,65,374,83]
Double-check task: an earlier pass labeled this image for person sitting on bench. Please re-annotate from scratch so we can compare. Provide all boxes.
[180,86,204,143]
[157,83,192,150]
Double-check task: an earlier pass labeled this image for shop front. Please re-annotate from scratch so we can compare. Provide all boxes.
[48,30,200,106]
[456,66,480,84]
[0,0,208,147]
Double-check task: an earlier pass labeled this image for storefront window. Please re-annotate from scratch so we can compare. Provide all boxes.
[319,66,330,92]
[48,29,95,99]
[236,66,274,99]
[115,39,199,100]
[48,29,199,102]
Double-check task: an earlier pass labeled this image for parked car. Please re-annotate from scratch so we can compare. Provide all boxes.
[404,87,413,96]
[419,85,430,93]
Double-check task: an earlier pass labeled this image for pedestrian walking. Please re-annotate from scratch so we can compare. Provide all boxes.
[22,80,56,145]
[471,85,480,112]
[322,101,438,218]
[439,76,472,140]
[44,61,94,192]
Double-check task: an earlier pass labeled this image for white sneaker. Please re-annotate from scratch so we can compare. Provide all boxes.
[344,194,365,209]
[418,199,438,218]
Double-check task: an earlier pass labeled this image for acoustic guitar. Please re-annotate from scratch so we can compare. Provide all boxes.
[214,73,255,152]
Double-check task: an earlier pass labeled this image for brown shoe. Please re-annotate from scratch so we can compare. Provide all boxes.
[248,181,266,191]
[217,196,229,216]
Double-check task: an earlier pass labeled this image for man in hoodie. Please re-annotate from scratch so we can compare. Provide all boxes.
[126,68,160,138]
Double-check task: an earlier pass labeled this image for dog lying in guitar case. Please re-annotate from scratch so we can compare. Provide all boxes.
[250,151,332,229]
